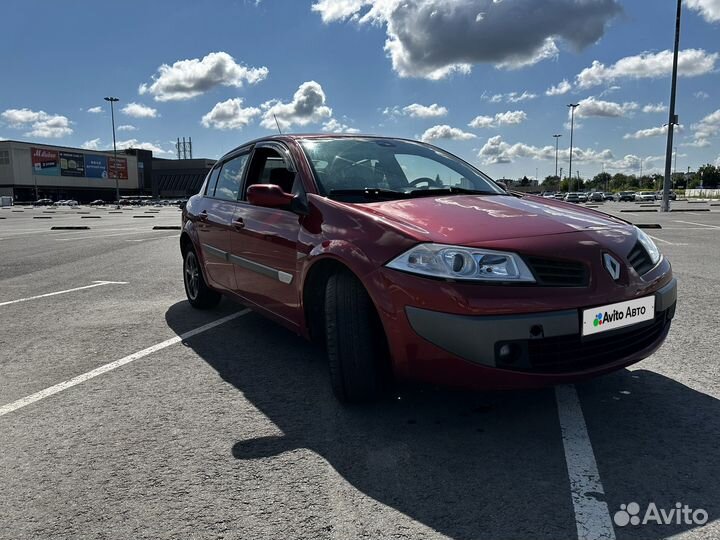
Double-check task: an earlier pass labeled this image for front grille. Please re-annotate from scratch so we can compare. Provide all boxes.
[522,312,670,374]
[525,256,589,287]
[627,241,654,276]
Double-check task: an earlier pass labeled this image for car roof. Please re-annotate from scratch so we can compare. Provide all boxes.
[219,133,432,159]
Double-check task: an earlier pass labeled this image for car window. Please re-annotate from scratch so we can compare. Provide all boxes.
[394,154,471,188]
[300,138,501,198]
[204,167,221,196]
[242,148,295,199]
[214,153,249,201]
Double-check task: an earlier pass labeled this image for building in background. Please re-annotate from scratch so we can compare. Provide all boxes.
[0,140,214,202]
[151,158,216,198]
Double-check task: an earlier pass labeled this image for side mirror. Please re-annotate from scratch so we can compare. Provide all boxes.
[246,184,294,209]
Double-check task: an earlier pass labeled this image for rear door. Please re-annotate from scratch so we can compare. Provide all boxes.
[229,143,303,324]
[195,151,250,291]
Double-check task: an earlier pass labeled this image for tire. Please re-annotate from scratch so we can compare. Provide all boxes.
[183,248,221,309]
[324,271,389,402]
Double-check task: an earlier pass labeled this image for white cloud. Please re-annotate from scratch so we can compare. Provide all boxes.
[695,91,710,100]
[82,138,102,150]
[1,108,73,138]
[574,96,638,118]
[421,124,476,142]
[121,102,158,119]
[686,0,720,22]
[322,118,361,133]
[507,91,537,103]
[483,91,537,104]
[546,79,572,96]
[642,103,667,114]
[116,139,171,154]
[690,108,720,147]
[2,108,48,126]
[623,124,684,139]
[402,103,448,118]
[478,135,614,165]
[139,51,269,101]
[469,110,527,128]
[117,124,137,132]
[260,81,332,130]
[87,106,103,114]
[201,98,260,130]
[312,0,621,79]
[576,49,719,89]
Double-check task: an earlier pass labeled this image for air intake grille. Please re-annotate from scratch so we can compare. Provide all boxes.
[627,242,654,276]
[525,256,589,287]
[524,311,669,373]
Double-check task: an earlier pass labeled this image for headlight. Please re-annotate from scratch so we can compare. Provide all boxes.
[386,243,536,282]
[635,227,661,265]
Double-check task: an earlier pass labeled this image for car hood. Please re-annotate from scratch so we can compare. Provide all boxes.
[356,194,630,244]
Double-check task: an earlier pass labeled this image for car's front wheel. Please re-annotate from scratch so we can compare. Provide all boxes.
[183,248,221,309]
[324,271,389,403]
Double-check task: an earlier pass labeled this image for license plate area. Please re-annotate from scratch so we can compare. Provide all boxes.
[582,296,655,336]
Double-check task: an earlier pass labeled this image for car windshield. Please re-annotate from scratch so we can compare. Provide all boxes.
[299,137,504,201]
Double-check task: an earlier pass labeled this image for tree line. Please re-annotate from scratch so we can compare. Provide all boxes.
[538,164,720,192]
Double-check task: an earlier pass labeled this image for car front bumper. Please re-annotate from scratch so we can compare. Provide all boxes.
[370,262,676,390]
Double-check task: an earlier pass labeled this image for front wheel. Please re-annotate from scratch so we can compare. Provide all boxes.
[183,248,221,309]
[324,271,390,403]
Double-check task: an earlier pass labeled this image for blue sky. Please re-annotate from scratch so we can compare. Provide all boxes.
[1,0,718,180]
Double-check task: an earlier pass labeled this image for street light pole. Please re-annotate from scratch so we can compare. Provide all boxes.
[104,96,120,206]
[553,134,562,178]
[662,0,682,212]
[567,103,579,191]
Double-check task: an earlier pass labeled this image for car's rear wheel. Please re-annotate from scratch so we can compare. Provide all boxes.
[183,248,221,309]
[324,271,389,403]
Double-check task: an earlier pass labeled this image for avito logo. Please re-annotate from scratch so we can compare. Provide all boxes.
[593,304,648,328]
[614,502,708,527]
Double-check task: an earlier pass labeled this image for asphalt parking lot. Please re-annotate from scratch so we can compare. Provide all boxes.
[1,200,718,540]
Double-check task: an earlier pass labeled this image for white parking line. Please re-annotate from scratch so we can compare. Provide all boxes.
[0,281,127,307]
[556,385,616,540]
[674,220,720,229]
[126,235,179,242]
[0,309,250,417]
[646,234,684,246]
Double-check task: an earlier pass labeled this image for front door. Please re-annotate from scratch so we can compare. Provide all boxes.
[230,145,302,324]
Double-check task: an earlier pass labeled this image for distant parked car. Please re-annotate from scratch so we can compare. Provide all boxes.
[541,191,556,198]
[33,198,53,206]
[66,200,79,206]
[589,192,604,202]
[655,191,677,200]
[564,192,581,203]
[577,193,588,203]
[616,191,636,202]
[554,193,565,200]
[603,192,615,201]
[89,199,105,206]
[635,191,656,202]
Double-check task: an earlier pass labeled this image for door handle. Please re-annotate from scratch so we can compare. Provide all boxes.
[233,217,245,230]
[198,210,208,222]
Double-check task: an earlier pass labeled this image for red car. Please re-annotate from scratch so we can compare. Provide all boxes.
[180,135,676,402]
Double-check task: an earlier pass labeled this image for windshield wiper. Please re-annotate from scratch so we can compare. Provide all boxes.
[328,188,411,200]
[407,186,501,197]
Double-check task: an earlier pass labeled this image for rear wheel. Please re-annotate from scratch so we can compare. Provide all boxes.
[324,271,389,402]
[183,248,221,309]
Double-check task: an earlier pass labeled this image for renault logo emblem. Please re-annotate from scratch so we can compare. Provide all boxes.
[603,253,621,280]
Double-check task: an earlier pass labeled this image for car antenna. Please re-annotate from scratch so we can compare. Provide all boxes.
[273,114,282,134]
